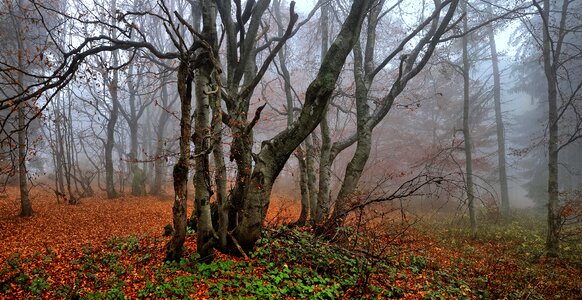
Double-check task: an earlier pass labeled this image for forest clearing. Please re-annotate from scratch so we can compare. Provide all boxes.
[1,187,580,299]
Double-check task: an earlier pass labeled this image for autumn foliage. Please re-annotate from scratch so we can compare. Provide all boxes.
[0,187,580,299]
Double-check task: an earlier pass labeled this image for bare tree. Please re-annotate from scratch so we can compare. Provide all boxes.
[461,0,476,238]
[531,0,582,256]
[486,5,510,218]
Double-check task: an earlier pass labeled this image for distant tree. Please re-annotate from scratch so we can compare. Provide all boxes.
[460,0,477,238]
[0,0,60,215]
[487,3,510,218]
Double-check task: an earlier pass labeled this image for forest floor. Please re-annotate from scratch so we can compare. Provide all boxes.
[0,186,581,299]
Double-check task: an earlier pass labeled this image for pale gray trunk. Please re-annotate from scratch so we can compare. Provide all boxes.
[487,10,509,217]
[194,0,219,259]
[462,0,477,239]
[306,135,318,220]
[193,64,216,259]
[64,98,78,204]
[296,145,309,225]
[211,78,228,250]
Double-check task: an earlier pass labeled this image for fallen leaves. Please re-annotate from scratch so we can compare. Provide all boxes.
[0,186,581,299]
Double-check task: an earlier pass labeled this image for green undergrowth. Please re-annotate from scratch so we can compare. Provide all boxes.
[2,220,580,299]
[417,211,582,299]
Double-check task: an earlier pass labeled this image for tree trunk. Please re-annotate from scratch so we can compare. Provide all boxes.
[192,38,221,261]
[232,0,372,253]
[315,113,332,223]
[295,145,309,225]
[306,135,318,220]
[487,11,509,218]
[151,79,170,196]
[193,64,217,260]
[166,60,193,262]
[105,81,119,199]
[194,0,221,260]
[104,5,119,199]
[127,65,146,196]
[18,101,31,217]
[542,0,562,257]
[273,0,310,225]
[331,41,372,224]
[10,0,31,216]
[314,1,331,223]
[328,0,386,225]
[462,0,477,239]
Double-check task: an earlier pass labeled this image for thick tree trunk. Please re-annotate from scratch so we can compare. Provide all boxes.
[232,0,372,253]
[487,15,510,218]
[192,0,221,260]
[193,69,216,260]
[193,59,219,261]
[166,61,193,262]
[211,80,228,250]
[462,0,477,239]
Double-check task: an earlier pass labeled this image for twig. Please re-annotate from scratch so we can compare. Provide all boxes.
[227,231,249,259]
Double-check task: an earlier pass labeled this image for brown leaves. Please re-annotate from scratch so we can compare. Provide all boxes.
[0,187,175,260]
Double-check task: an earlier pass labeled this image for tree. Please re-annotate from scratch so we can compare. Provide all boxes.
[487,4,510,218]
[1,0,58,215]
[532,0,582,256]
[461,0,476,238]
[327,0,461,226]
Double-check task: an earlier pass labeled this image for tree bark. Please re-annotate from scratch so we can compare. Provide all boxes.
[166,60,193,262]
[306,135,318,220]
[17,101,31,216]
[296,145,309,225]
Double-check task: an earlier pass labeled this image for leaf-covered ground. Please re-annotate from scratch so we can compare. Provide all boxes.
[0,187,581,299]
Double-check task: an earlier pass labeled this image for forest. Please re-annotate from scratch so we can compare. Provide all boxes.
[0,0,581,298]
